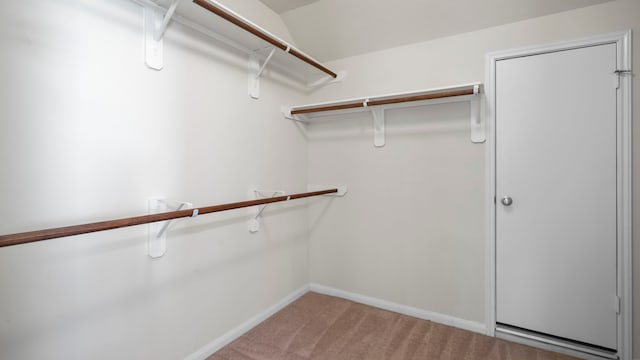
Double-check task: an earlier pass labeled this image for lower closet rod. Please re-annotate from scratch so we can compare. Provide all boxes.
[0,188,338,248]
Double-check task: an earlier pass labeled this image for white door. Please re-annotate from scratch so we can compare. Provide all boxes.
[495,43,618,350]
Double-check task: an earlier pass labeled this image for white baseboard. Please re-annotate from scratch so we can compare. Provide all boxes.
[185,283,489,360]
[184,284,310,360]
[309,283,487,335]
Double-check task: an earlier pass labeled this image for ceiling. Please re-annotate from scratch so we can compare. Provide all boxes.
[259,0,320,14]
[258,0,614,61]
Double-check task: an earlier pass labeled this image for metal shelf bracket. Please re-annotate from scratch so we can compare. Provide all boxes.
[371,107,385,147]
[470,85,485,143]
[282,106,301,121]
[147,198,192,258]
[144,0,179,70]
[249,47,276,99]
[248,189,285,233]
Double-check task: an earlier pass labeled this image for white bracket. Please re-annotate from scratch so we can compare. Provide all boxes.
[248,189,284,233]
[144,0,179,70]
[371,107,385,147]
[281,105,304,122]
[144,8,163,70]
[156,0,179,41]
[470,85,485,143]
[470,97,484,143]
[248,53,260,99]
[248,47,276,99]
[282,106,295,120]
[147,198,192,258]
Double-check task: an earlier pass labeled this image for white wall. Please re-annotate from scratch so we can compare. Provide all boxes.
[0,0,309,359]
[307,103,486,323]
[306,0,640,357]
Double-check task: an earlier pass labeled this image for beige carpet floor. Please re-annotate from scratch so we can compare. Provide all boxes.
[209,292,578,360]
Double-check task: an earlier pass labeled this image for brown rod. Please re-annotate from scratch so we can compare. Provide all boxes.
[193,0,287,50]
[291,101,365,115]
[288,48,338,79]
[367,88,475,106]
[0,189,338,248]
[192,0,337,78]
[290,87,477,115]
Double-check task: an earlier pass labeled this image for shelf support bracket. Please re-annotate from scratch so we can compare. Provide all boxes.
[144,7,164,70]
[147,198,192,259]
[281,106,304,121]
[249,47,276,99]
[155,0,180,41]
[371,106,385,147]
[144,0,179,71]
[469,85,485,143]
[155,0,179,41]
[248,189,285,233]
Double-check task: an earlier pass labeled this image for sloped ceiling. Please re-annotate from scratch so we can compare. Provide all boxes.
[260,0,614,61]
[259,0,320,14]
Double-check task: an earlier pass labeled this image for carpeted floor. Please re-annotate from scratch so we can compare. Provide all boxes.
[209,292,578,360]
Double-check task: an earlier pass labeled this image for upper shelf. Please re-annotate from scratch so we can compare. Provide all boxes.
[283,83,485,145]
[284,83,481,118]
[140,0,340,85]
[192,0,336,78]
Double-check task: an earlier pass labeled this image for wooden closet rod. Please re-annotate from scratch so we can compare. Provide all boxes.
[192,0,337,79]
[0,189,337,248]
[290,88,477,115]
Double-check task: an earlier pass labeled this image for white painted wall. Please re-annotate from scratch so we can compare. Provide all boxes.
[307,103,486,323]
[306,0,640,357]
[0,0,309,359]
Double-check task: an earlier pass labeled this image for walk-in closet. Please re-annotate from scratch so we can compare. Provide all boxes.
[0,1,637,359]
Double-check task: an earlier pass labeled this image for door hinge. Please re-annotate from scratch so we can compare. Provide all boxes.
[614,295,621,314]
[614,69,632,89]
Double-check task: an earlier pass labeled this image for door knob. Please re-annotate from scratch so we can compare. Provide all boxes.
[501,196,513,206]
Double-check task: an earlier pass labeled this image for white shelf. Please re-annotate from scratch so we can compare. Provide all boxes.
[283,83,485,145]
[135,0,344,94]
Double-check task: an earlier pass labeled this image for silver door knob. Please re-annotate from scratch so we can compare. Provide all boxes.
[501,196,513,206]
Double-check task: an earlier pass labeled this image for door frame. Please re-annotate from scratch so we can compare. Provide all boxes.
[485,31,632,360]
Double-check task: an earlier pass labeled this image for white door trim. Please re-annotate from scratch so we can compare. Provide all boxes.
[484,30,632,360]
